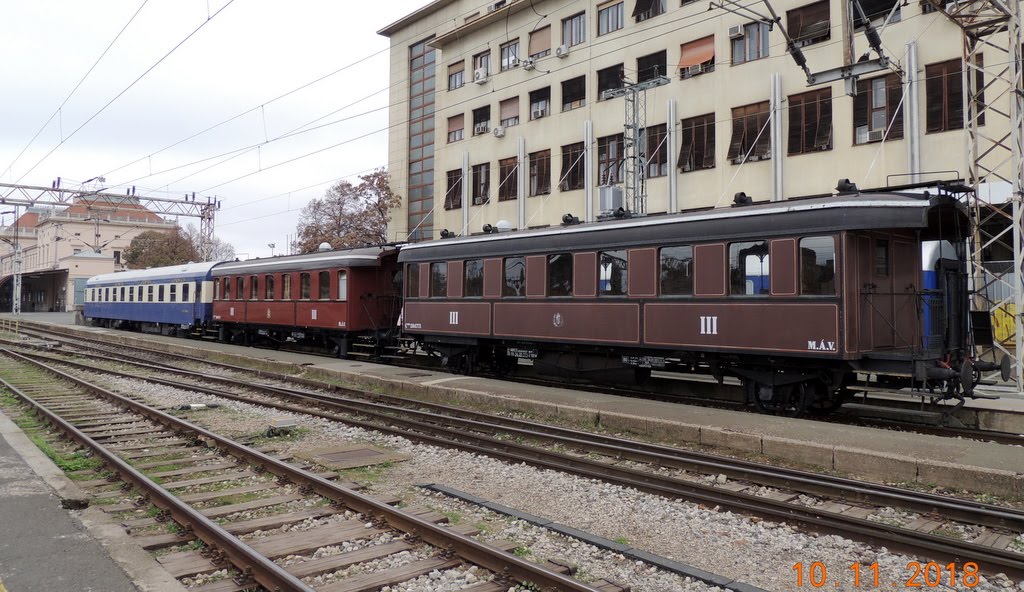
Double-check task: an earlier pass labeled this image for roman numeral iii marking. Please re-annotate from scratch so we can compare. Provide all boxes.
[449,311,459,325]
[699,315,718,335]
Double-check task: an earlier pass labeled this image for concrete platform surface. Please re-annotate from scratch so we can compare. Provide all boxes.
[8,312,1024,498]
[0,409,185,592]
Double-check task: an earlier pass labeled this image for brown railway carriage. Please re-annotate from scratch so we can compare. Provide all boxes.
[397,191,976,414]
[212,246,400,355]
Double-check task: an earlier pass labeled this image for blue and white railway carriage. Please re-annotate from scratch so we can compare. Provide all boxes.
[84,262,218,334]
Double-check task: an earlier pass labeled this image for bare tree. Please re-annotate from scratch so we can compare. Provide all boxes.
[182,224,236,261]
[123,227,200,268]
[293,169,401,254]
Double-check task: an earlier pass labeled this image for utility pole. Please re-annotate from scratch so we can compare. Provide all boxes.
[0,207,22,315]
[602,74,670,215]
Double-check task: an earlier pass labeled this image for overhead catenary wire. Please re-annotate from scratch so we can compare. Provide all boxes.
[11,0,238,186]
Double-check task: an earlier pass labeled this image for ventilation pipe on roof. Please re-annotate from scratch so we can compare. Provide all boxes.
[318,242,332,252]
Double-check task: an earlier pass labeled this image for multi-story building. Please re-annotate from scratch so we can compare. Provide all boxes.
[379,0,1004,242]
[0,198,175,312]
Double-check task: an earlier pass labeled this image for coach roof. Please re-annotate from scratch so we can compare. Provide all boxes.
[87,261,220,286]
[211,246,396,276]
[397,192,969,263]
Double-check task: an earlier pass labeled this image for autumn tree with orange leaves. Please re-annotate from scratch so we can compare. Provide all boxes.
[292,169,401,254]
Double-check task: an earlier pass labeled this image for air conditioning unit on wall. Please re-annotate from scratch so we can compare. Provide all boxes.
[728,24,744,38]
[532,108,546,119]
[492,126,506,138]
[474,68,488,84]
[522,57,536,70]
[555,44,570,58]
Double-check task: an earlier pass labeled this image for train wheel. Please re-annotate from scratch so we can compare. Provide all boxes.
[804,380,844,415]
[749,380,808,417]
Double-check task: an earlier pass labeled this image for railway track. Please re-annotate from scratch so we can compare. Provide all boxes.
[10,320,1024,446]
[6,339,1024,581]
[0,348,607,592]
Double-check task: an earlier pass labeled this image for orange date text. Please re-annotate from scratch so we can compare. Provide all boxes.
[792,561,980,588]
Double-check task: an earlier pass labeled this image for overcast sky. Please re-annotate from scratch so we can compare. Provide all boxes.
[1,0,432,258]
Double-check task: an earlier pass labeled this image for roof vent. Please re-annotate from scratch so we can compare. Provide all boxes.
[836,179,859,194]
[733,192,753,207]
[318,242,333,252]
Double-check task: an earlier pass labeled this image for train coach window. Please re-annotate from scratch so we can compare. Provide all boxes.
[660,246,693,295]
[183,284,191,302]
[120,287,126,301]
[300,273,311,299]
[251,275,259,300]
[318,271,331,300]
[148,286,154,302]
[337,271,347,301]
[547,254,573,297]
[504,257,526,297]
[282,274,292,299]
[729,240,770,295]
[430,263,448,298]
[464,259,484,297]
[158,285,166,302]
[407,265,420,298]
[105,288,110,302]
[265,275,275,300]
[875,239,889,276]
[170,284,177,302]
[236,277,244,299]
[221,278,229,299]
[599,250,628,296]
[800,236,835,295]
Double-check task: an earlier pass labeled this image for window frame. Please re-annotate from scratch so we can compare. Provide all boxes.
[503,256,526,297]
[561,76,586,111]
[500,40,520,71]
[300,272,311,300]
[633,0,666,22]
[447,61,465,90]
[529,149,551,196]
[498,157,518,201]
[430,262,448,298]
[264,274,275,300]
[727,101,771,163]
[598,250,629,296]
[473,50,491,76]
[728,240,771,296]
[560,142,586,191]
[318,270,331,300]
[787,88,833,155]
[799,236,836,296]
[464,259,484,298]
[678,113,716,172]
[337,271,348,301]
[547,253,573,297]
[562,12,586,47]
[731,22,770,65]
[529,87,551,119]
[406,264,421,298]
[853,73,904,144]
[445,169,463,210]
[472,162,490,205]
[644,123,669,177]
[659,245,694,296]
[598,2,624,35]
[597,134,625,185]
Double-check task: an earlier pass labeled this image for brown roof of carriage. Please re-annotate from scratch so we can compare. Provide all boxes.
[397,192,970,263]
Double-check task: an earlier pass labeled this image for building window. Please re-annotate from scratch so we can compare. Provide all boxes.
[597,64,624,98]
[529,149,551,196]
[598,2,624,35]
[318,270,330,300]
[282,274,291,299]
[788,88,833,154]
[430,262,448,298]
[472,106,491,135]
[560,142,586,191]
[448,114,464,143]
[660,246,693,295]
[854,0,900,28]
[633,0,666,21]
[503,256,526,297]
[597,134,624,185]
[407,265,420,298]
[563,12,586,47]
[473,50,491,77]
[500,97,520,127]
[800,237,835,295]
[300,272,311,299]
[448,61,465,90]
[637,50,666,82]
[926,58,983,133]
[500,40,520,70]
[853,73,903,144]
[529,87,551,119]
[547,253,573,296]
[788,1,830,47]
[265,274,274,300]
[445,169,463,210]
[678,114,716,172]
[644,124,668,177]
[562,76,586,111]
[599,250,628,296]
[529,26,551,58]
[727,101,771,163]
[472,163,490,205]
[337,271,347,301]
[679,36,715,78]
[113,250,121,265]
[464,259,484,297]
[729,240,770,295]
[407,39,436,242]
[731,22,769,65]
[498,157,518,201]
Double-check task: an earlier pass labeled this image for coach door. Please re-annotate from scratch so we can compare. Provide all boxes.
[858,234,896,350]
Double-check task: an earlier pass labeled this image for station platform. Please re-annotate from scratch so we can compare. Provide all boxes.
[0,407,184,592]
[6,312,1024,499]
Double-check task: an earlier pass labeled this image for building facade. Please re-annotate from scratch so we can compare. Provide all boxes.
[379,0,1003,242]
[0,198,176,312]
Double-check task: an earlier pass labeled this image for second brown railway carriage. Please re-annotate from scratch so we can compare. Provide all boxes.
[397,190,982,414]
[211,246,401,355]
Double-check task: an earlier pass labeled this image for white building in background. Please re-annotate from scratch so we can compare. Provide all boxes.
[378,0,998,242]
[0,198,176,312]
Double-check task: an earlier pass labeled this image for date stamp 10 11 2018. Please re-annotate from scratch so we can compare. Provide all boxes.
[793,562,981,588]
